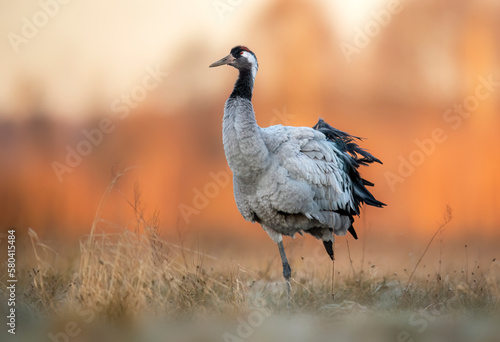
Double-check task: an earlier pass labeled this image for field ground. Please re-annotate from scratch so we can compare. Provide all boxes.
[1,178,499,342]
[1,218,499,342]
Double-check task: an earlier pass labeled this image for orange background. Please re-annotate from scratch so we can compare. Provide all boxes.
[0,0,499,257]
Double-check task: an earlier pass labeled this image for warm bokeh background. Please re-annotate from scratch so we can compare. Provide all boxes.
[0,0,499,269]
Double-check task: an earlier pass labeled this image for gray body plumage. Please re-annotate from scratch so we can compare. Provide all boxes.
[223,97,355,244]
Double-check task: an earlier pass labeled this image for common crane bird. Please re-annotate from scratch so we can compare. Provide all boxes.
[209,46,385,300]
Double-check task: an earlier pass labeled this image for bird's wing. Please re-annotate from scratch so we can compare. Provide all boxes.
[261,125,356,217]
[262,120,385,215]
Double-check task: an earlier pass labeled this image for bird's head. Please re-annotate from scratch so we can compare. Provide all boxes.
[209,46,258,73]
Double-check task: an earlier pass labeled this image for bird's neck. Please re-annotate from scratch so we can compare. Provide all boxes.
[222,99,269,180]
[230,68,255,100]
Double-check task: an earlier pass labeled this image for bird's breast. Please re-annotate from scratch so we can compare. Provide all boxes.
[222,100,269,180]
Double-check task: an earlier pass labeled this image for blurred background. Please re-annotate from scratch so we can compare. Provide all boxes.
[0,0,499,269]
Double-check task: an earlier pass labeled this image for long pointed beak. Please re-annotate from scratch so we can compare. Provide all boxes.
[209,54,235,68]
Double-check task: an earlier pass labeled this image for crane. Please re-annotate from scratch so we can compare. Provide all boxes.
[209,46,385,302]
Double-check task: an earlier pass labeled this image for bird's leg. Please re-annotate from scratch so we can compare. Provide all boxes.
[323,240,335,300]
[331,242,335,301]
[277,241,291,307]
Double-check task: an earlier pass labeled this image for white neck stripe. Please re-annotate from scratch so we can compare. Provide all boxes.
[241,51,258,81]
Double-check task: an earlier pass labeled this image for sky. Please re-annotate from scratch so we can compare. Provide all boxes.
[0,0,385,118]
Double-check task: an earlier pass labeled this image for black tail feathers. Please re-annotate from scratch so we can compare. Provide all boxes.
[313,118,382,166]
[347,226,358,240]
[313,118,386,212]
[323,240,334,260]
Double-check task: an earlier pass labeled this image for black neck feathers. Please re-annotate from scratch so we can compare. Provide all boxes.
[230,68,254,100]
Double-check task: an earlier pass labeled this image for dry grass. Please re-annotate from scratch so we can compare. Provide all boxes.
[12,224,500,341]
[2,171,499,341]
[20,212,500,317]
